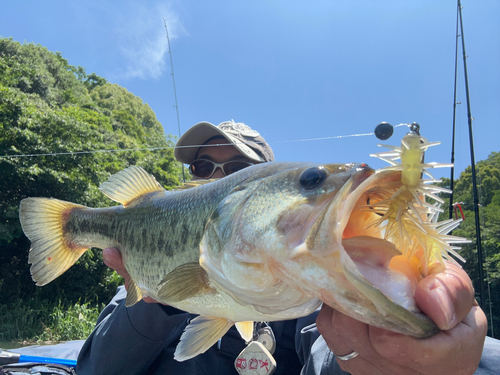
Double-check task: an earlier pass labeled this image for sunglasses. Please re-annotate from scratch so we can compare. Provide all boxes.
[189,159,254,178]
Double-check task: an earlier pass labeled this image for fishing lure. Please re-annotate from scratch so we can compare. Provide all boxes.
[369,123,468,274]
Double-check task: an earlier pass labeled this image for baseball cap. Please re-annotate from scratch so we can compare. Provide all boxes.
[175,120,275,164]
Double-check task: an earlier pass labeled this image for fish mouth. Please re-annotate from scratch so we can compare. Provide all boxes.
[298,167,439,337]
[339,170,421,309]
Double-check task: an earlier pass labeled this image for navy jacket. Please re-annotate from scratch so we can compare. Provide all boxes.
[77,286,499,375]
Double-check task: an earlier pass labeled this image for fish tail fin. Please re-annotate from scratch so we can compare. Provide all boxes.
[20,198,89,286]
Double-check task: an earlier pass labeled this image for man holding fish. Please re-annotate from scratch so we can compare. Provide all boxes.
[25,120,495,374]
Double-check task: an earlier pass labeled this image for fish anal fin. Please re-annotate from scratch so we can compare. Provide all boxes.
[174,316,233,361]
[99,166,165,206]
[235,321,254,343]
[125,278,143,307]
[157,262,215,304]
[20,198,89,286]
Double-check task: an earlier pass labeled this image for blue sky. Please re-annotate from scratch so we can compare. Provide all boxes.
[1,1,499,179]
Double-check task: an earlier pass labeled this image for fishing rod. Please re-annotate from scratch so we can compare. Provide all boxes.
[448,1,492,336]
[0,349,77,368]
[448,2,460,224]
[164,17,186,183]
[453,0,486,315]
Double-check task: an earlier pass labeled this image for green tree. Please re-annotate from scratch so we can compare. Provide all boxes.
[441,151,500,337]
[0,38,184,308]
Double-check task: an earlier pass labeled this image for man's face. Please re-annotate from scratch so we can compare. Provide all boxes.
[194,138,253,179]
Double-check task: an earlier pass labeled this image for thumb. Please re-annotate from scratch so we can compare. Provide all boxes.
[102,247,129,279]
[415,262,475,330]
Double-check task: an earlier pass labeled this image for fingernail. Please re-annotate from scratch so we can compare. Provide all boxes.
[102,248,111,262]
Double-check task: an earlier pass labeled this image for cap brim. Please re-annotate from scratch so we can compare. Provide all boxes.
[175,121,264,164]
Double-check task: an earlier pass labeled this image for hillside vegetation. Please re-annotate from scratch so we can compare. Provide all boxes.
[0,38,183,341]
[439,151,500,336]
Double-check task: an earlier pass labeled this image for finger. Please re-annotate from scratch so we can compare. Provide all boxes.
[317,305,353,357]
[317,306,417,375]
[458,306,488,371]
[102,247,130,280]
[415,262,474,330]
[335,353,394,375]
[143,296,160,303]
[317,306,374,361]
[102,248,163,304]
[102,247,122,268]
[316,306,364,373]
[371,306,487,373]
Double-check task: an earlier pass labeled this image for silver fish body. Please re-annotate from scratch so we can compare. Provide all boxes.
[20,161,438,361]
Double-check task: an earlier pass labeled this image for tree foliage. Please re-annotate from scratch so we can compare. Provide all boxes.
[0,38,183,306]
[439,151,500,337]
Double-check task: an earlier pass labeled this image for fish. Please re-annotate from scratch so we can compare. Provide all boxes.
[19,157,465,361]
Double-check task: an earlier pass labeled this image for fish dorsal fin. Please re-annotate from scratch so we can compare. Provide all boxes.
[174,316,234,361]
[100,166,165,206]
[235,321,254,343]
[173,179,218,191]
[125,278,143,307]
[157,262,215,303]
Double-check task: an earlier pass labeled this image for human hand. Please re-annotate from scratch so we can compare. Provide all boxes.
[316,262,488,375]
[102,247,161,304]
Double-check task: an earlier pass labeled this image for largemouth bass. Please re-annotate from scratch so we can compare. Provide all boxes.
[19,161,461,361]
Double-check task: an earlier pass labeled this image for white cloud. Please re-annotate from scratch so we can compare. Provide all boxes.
[111,2,185,80]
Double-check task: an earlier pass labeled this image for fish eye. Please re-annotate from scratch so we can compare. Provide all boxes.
[299,167,327,190]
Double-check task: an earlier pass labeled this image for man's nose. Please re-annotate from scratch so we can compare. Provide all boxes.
[211,167,225,179]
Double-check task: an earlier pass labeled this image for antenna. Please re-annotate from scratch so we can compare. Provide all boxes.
[164,17,185,182]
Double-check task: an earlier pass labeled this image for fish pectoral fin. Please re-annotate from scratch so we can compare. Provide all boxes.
[174,316,234,361]
[125,278,143,307]
[157,262,215,303]
[99,166,165,206]
[235,321,254,343]
[288,243,311,259]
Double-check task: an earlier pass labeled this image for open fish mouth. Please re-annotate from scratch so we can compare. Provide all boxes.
[339,170,423,309]
[284,166,441,337]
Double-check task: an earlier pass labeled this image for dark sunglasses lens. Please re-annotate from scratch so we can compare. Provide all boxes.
[190,160,215,178]
[223,161,252,175]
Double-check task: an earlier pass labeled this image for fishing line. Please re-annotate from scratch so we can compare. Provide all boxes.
[0,133,361,158]
[0,132,373,159]
[0,124,412,159]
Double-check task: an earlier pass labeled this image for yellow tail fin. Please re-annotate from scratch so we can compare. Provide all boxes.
[19,198,88,286]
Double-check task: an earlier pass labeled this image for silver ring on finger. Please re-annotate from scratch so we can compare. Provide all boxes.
[336,350,359,361]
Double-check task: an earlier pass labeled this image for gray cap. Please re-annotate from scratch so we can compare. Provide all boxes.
[175,120,275,164]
